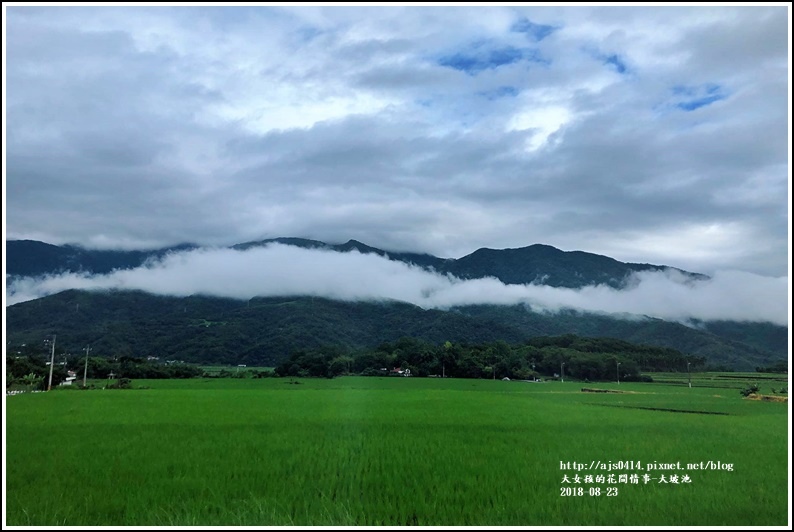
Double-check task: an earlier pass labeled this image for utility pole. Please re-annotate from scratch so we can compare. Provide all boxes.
[687,361,691,388]
[47,335,56,391]
[561,362,565,383]
[83,345,91,387]
[617,361,621,385]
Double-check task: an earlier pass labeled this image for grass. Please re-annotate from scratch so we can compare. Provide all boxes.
[647,371,788,390]
[5,375,789,526]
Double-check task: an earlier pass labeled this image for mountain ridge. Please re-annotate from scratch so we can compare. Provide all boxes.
[6,237,707,289]
[5,239,786,371]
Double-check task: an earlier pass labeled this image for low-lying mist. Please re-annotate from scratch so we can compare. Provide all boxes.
[5,243,788,326]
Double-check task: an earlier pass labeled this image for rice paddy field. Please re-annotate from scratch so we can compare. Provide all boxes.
[4,373,790,526]
[199,365,275,376]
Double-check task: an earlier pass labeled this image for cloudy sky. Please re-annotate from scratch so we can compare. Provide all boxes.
[4,4,791,278]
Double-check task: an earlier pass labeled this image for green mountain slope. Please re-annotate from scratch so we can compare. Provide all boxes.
[453,305,784,371]
[6,238,785,367]
[5,290,784,371]
[5,290,525,367]
[445,244,708,288]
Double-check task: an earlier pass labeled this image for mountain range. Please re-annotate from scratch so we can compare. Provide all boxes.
[4,238,787,371]
[7,237,709,289]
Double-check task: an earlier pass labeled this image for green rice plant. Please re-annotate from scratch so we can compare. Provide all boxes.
[5,376,788,526]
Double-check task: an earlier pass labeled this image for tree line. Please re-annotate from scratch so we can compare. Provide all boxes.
[755,360,787,373]
[275,335,706,381]
[6,354,202,389]
[6,334,707,387]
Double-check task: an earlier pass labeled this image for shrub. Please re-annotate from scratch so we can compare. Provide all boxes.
[109,378,133,390]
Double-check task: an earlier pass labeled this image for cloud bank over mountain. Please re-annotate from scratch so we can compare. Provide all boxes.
[7,244,787,326]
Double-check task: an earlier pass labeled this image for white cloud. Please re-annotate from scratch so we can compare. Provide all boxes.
[5,6,790,278]
[6,245,787,326]
[508,103,572,151]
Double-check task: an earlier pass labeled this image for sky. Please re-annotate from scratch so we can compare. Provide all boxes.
[3,4,791,281]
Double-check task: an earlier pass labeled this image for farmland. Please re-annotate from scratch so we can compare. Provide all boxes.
[4,374,789,526]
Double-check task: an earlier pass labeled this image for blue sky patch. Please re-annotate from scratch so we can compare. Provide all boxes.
[603,54,627,74]
[438,41,549,75]
[511,18,556,41]
[439,46,526,74]
[582,46,629,75]
[673,83,727,111]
